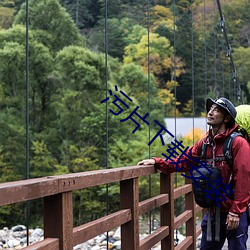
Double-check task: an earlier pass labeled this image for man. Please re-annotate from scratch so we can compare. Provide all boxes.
[138,97,250,250]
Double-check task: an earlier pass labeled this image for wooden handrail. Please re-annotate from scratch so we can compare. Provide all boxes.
[0,165,203,250]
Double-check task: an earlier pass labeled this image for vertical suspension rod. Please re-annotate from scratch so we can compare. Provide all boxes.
[25,0,30,245]
[216,0,241,102]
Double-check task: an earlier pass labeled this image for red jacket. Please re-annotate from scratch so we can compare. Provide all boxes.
[154,124,250,216]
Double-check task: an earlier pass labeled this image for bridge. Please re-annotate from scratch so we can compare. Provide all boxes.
[0,165,204,250]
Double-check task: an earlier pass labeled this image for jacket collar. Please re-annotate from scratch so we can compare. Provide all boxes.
[206,124,239,144]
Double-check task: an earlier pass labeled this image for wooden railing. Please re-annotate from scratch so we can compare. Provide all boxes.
[0,165,203,250]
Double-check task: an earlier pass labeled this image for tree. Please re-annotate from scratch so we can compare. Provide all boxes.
[0,6,15,29]
[14,0,84,52]
[234,46,250,102]
[61,0,102,29]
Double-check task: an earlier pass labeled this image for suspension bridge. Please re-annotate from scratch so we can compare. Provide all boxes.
[0,0,248,249]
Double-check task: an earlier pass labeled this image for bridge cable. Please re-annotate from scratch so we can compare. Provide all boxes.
[172,0,180,245]
[104,0,109,248]
[213,0,218,96]
[215,0,242,104]
[204,0,207,99]
[203,0,210,133]
[147,0,152,234]
[191,0,195,145]
[25,0,30,245]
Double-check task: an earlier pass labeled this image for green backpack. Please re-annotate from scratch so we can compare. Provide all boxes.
[235,105,250,141]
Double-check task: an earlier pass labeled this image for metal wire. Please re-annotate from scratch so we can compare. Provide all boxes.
[105,0,109,248]
[25,0,30,245]
[215,0,242,103]
[204,0,207,99]
[147,0,152,234]
[173,0,179,245]
[191,0,195,144]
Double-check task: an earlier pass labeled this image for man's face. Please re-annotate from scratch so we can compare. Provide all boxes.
[207,104,226,127]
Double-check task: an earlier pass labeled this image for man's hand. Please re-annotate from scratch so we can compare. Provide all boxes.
[226,213,240,230]
[137,159,155,166]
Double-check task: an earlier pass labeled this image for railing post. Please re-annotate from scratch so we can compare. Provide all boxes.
[160,173,174,250]
[185,173,196,250]
[44,192,73,250]
[120,178,139,250]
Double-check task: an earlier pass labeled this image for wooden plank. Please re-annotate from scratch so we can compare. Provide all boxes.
[139,194,169,215]
[0,166,156,206]
[195,204,203,213]
[57,165,156,192]
[185,173,196,250]
[22,238,59,250]
[175,236,193,250]
[161,173,174,250]
[140,226,169,250]
[174,184,192,199]
[120,178,140,250]
[196,225,202,237]
[73,209,131,245]
[174,210,192,229]
[0,177,59,206]
[44,192,73,250]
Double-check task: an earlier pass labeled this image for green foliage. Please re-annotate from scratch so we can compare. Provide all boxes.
[14,0,84,52]
[61,0,101,28]
[0,7,15,29]
[234,46,250,101]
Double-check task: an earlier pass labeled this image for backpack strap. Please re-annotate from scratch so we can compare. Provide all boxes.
[223,132,242,170]
[200,142,208,161]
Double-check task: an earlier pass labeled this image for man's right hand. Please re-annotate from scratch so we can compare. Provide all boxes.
[137,159,155,166]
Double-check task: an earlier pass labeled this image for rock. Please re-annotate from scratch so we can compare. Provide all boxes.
[113,227,120,240]
[11,226,26,232]
[0,225,186,249]
[30,228,43,238]
[7,239,20,247]
[0,230,7,238]
[108,236,116,243]
[113,240,121,249]
[91,245,101,250]
[95,234,106,243]
[107,231,114,237]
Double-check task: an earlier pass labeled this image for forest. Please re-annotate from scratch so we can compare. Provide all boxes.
[0,0,249,228]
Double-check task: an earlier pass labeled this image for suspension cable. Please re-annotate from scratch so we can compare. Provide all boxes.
[173,0,179,245]
[25,0,30,245]
[191,0,195,145]
[204,0,207,99]
[104,0,109,248]
[215,0,242,104]
[147,0,152,234]
[173,0,177,140]
[213,0,217,95]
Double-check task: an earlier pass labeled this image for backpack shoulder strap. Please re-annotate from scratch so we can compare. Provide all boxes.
[223,132,242,170]
[201,141,207,161]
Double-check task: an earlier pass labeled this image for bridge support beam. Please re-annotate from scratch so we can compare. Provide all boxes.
[44,192,73,250]
[120,178,139,250]
[161,173,174,250]
[185,173,196,250]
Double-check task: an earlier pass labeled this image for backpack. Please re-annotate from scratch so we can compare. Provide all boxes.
[192,132,240,208]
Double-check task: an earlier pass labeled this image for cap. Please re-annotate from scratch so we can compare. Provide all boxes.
[206,97,237,119]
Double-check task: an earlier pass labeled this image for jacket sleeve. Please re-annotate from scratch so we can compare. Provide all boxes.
[229,136,250,215]
[153,139,203,174]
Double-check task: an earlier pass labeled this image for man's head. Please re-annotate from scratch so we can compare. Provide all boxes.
[206,97,237,129]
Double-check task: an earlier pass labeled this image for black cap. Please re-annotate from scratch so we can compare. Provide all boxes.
[206,97,237,119]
